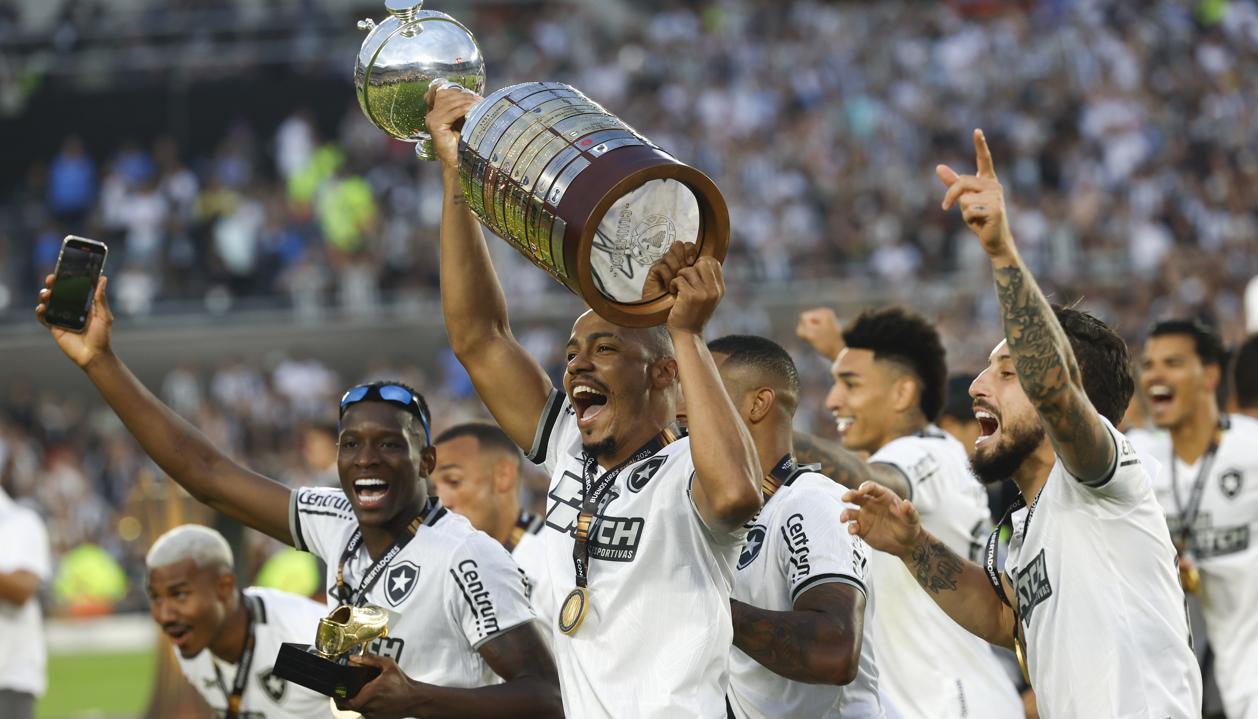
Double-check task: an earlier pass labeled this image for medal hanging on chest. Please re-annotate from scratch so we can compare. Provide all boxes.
[560,429,677,636]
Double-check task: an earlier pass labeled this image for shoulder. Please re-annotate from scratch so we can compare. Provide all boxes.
[1225,414,1258,444]
[244,587,326,627]
[781,472,846,505]
[433,512,515,567]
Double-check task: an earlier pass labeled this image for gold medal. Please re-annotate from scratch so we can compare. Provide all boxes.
[558,587,589,635]
[1181,557,1202,595]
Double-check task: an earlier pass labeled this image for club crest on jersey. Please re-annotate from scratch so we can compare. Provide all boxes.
[1220,469,1243,500]
[738,525,768,569]
[627,456,666,493]
[257,667,286,703]
[1013,550,1053,626]
[385,561,420,607]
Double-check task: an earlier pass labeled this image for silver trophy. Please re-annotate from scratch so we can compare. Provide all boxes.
[354,1,728,327]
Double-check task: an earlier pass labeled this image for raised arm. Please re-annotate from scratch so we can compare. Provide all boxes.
[36,277,294,543]
[792,431,911,499]
[937,130,1113,482]
[841,482,1016,648]
[669,259,762,531]
[426,83,554,451]
[732,583,865,685]
[342,623,562,718]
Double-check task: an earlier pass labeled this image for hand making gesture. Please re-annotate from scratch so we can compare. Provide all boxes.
[936,129,1013,259]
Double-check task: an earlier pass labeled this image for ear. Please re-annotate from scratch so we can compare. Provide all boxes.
[492,458,517,495]
[216,570,237,602]
[891,374,919,414]
[748,387,776,424]
[650,356,679,390]
[420,445,437,475]
[1203,363,1221,393]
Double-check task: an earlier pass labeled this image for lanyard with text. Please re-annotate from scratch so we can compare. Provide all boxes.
[335,502,432,607]
[214,594,257,719]
[504,510,539,553]
[1170,418,1228,550]
[760,454,799,500]
[983,486,1043,687]
[558,427,678,635]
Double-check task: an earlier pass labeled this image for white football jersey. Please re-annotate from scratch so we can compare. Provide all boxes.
[1147,414,1258,719]
[509,511,554,653]
[727,466,884,719]
[527,390,746,718]
[289,490,535,690]
[176,587,332,719]
[0,490,51,697]
[1005,417,1202,717]
[867,427,1022,719]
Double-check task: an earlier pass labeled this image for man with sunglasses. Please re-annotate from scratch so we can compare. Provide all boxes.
[36,278,563,718]
[427,85,762,717]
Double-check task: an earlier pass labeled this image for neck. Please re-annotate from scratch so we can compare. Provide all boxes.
[1243,407,1258,421]
[209,598,248,664]
[873,412,929,452]
[1170,398,1220,465]
[599,418,671,469]
[756,422,794,496]
[493,498,523,546]
[363,500,425,560]
[1011,442,1058,505]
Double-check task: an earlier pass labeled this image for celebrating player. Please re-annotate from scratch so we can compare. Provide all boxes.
[146,525,331,718]
[710,335,885,718]
[1140,319,1258,718]
[36,279,562,718]
[842,130,1202,717]
[796,306,1021,718]
[432,423,552,637]
[427,83,762,717]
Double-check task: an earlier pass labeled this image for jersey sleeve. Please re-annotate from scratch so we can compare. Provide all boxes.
[869,436,944,514]
[0,509,51,581]
[525,389,576,477]
[289,486,357,561]
[446,534,537,650]
[1064,417,1150,503]
[774,481,870,604]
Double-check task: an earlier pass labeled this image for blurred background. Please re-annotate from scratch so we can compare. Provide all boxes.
[2,0,1257,716]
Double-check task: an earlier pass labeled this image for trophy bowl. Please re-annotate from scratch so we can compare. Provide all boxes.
[354,0,486,161]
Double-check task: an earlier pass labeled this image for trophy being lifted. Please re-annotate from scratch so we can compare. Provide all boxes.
[273,605,391,699]
[355,0,729,327]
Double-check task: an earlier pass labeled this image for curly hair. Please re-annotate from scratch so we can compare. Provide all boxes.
[842,307,948,421]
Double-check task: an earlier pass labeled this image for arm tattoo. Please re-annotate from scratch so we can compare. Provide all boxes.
[991,263,1076,408]
[731,584,859,684]
[910,536,964,594]
[452,193,468,206]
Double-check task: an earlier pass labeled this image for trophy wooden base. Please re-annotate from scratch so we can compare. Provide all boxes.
[273,643,381,699]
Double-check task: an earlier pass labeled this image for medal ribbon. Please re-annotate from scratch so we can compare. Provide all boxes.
[760,454,800,499]
[1170,419,1227,553]
[572,428,678,590]
[214,594,258,719]
[504,510,539,553]
[335,499,441,606]
[983,486,1044,686]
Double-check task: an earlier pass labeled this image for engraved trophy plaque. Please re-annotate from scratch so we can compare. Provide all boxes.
[354,3,729,327]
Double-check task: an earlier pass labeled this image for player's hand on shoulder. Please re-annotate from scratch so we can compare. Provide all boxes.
[337,654,416,719]
[840,481,922,558]
[424,79,482,172]
[936,129,1014,259]
[666,255,724,336]
[796,307,844,360]
[36,273,113,370]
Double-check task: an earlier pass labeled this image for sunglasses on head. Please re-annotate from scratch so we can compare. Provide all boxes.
[338,383,431,444]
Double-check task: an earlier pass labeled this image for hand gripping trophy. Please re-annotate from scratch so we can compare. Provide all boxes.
[354,0,729,327]
[273,604,391,699]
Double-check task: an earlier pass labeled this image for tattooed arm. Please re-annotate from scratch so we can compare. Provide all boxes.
[793,431,911,498]
[842,482,1016,649]
[938,129,1113,482]
[732,583,865,685]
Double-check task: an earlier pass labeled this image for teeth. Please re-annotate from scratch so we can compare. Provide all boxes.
[355,479,387,490]
[974,410,997,422]
[1149,385,1173,399]
[834,417,854,432]
[573,385,605,398]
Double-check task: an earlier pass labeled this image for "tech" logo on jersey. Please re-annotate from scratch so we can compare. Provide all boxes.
[1013,550,1053,626]
[545,471,645,562]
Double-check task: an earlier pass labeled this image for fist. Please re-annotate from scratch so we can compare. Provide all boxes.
[796,307,843,360]
[424,79,482,170]
[666,256,724,336]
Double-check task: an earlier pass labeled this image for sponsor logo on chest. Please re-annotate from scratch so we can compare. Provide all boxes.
[1012,549,1053,627]
[544,465,653,562]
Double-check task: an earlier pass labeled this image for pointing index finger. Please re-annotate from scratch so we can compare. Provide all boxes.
[974,129,996,180]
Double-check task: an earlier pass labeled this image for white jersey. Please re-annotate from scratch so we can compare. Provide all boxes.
[867,427,1022,719]
[1147,414,1258,719]
[509,511,554,653]
[0,490,51,697]
[176,587,332,719]
[527,390,746,718]
[727,465,884,719]
[1005,417,1202,717]
[290,490,535,690]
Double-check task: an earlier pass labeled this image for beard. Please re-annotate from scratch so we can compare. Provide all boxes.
[582,436,617,462]
[970,421,1046,486]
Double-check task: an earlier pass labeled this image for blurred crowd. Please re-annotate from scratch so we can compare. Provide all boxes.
[3,0,1258,609]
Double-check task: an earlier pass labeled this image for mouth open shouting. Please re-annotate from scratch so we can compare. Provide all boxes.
[974,405,1001,449]
[163,622,198,656]
[571,381,611,432]
[353,477,391,510]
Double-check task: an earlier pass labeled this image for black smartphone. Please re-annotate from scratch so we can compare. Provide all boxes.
[45,236,108,333]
